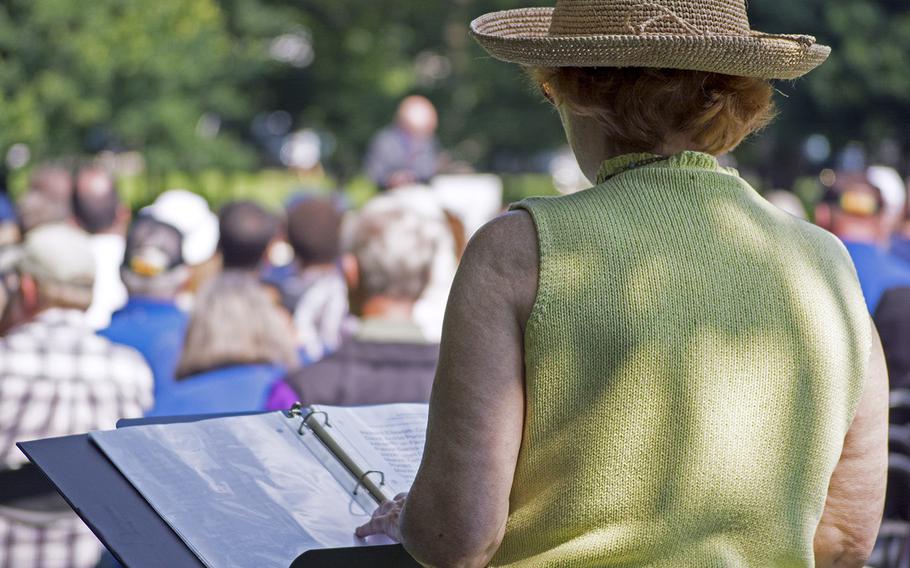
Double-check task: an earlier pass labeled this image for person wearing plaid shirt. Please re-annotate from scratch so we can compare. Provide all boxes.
[0,224,153,568]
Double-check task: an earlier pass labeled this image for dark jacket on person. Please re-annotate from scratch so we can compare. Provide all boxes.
[266,320,438,408]
[875,285,910,391]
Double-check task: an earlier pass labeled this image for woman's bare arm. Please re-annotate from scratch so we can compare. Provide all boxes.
[814,320,888,567]
[368,211,538,567]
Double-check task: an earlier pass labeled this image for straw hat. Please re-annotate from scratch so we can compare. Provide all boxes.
[470,0,830,79]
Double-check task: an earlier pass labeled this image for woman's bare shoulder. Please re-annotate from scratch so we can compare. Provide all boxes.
[460,210,539,325]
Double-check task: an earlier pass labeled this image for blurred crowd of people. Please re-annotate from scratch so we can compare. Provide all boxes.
[3,93,910,565]
[0,97,473,567]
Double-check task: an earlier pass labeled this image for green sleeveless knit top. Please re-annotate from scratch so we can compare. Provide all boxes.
[492,152,870,567]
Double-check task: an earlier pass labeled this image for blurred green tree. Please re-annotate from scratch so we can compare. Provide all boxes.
[1,0,909,186]
[737,0,910,179]
[0,0,261,172]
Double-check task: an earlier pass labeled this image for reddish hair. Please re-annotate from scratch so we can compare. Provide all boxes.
[532,67,776,155]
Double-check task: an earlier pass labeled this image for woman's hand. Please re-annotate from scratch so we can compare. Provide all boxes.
[355,493,408,542]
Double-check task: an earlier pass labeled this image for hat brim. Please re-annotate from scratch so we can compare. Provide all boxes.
[471,8,830,80]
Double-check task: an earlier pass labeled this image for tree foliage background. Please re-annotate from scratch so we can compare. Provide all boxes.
[0,0,908,183]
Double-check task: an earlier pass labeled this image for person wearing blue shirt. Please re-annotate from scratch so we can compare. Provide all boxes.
[99,217,189,396]
[148,273,300,417]
[815,171,910,313]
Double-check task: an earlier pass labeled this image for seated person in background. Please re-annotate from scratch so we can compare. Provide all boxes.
[148,273,299,416]
[267,192,443,409]
[282,196,350,362]
[72,167,130,330]
[815,172,910,313]
[0,223,152,568]
[218,200,280,273]
[100,217,190,397]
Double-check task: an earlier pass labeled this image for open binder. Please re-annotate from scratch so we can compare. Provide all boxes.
[20,405,426,567]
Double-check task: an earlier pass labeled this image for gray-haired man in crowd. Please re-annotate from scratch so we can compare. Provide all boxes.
[0,223,152,568]
[266,192,446,408]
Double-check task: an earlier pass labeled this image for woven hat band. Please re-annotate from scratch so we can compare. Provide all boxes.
[549,0,751,37]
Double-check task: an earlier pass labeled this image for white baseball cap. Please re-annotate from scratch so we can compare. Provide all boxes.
[141,190,219,266]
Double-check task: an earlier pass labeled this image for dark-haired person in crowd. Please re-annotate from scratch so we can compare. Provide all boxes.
[364,96,441,190]
[100,217,190,396]
[16,166,73,233]
[218,200,280,272]
[280,196,350,361]
[0,223,152,568]
[815,172,910,313]
[267,192,441,409]
[72,167,130,329]
[148,273,299,416]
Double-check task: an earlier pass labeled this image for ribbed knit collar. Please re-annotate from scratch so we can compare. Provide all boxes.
[596,151,724,184]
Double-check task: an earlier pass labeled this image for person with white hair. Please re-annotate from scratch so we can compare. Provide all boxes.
[266,192,445,409]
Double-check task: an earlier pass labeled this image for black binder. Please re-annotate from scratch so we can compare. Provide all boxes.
[17,413,419,568]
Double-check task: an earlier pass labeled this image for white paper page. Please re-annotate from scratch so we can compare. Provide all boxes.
[309,404,429,502]
[91,412,393,568]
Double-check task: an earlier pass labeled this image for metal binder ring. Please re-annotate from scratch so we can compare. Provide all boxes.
[353,470,386,496]
[297,410,331,435]
[288,402,304,417]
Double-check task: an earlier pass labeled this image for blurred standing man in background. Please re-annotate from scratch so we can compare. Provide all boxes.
[0,223,152,568]
[72,167,129,329]
[365,95,441,190]
[815,172,910,313]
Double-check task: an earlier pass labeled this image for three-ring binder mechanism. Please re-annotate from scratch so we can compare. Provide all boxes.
[289,402,392,506]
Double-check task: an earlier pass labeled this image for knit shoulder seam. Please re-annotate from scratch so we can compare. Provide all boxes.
[508,198,552,334]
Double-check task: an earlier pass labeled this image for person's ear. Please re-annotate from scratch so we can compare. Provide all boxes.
[19,274,40,312]
[340,253,359,291]
[815,203,833,230]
